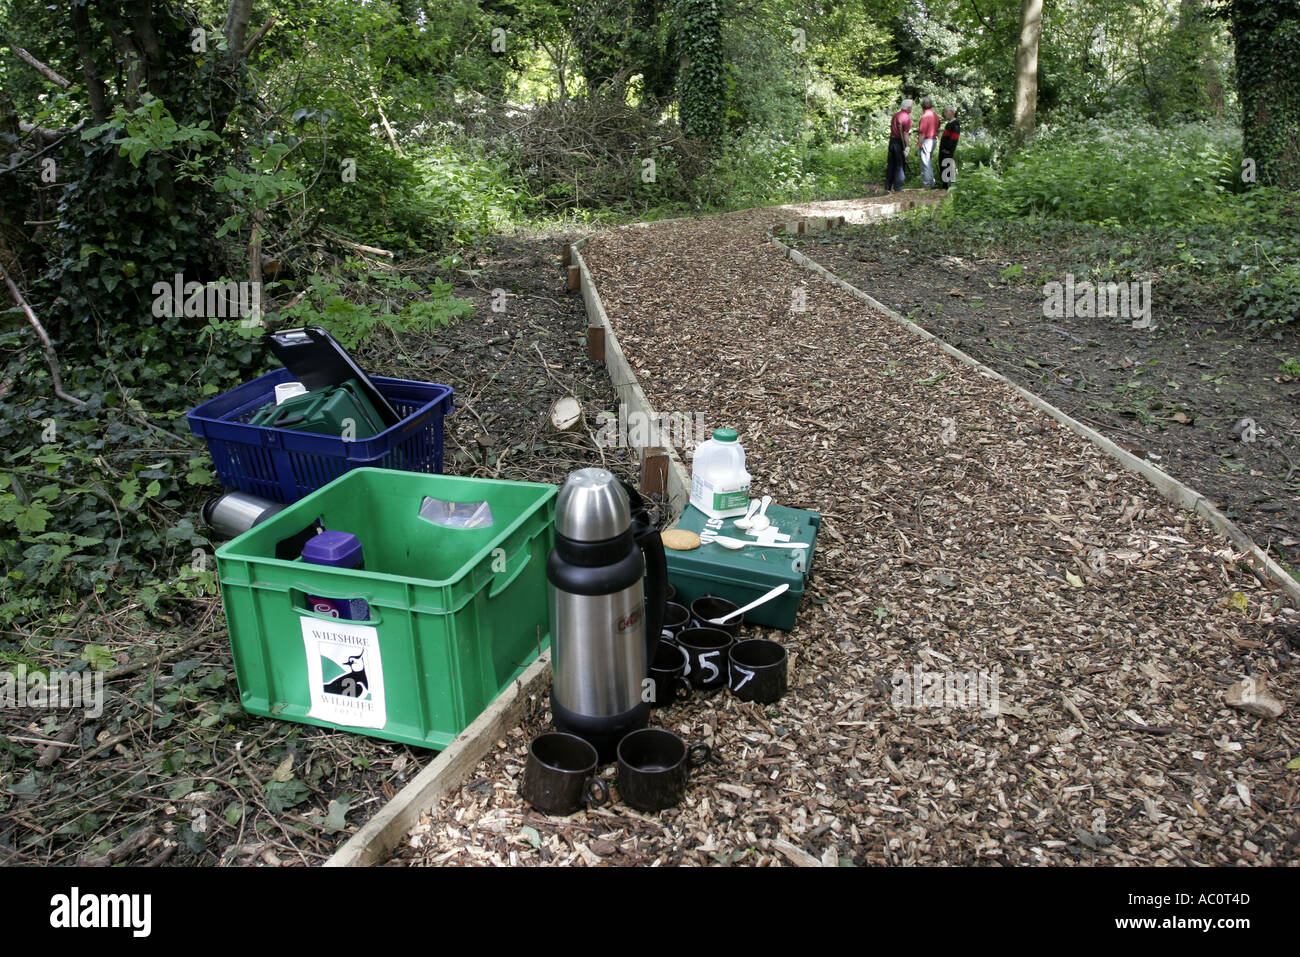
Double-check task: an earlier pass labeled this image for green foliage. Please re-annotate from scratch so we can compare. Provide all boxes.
[927,117,1300,327]
[701,131,814,205]
[947,118,1241,227]
[410,141,526,247]
[273,273,474,351]
[211,141,306,238]
[83,95,221,173]
[0,327,253,631]
[807,138,890,193]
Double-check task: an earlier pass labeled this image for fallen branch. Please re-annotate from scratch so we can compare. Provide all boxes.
[79,826,156,867]
[320,227,394,259]
[11,45,71,88]
[35,717,82,769]
[0,261,88,407]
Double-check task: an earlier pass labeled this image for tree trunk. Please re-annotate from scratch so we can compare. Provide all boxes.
[1181,0,1224,117]
[71,3,110,125]
[1230,0,1300,188]
[1013,0,1043,145]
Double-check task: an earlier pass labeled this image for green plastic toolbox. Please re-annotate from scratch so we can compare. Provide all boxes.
[247,378,386,440]
[665,503,820,631]
[215,468,557,749]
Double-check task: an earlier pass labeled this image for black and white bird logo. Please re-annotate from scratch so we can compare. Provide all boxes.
[323,653,369,698]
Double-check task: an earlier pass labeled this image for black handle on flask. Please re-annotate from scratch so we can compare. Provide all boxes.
[622,481,667,672]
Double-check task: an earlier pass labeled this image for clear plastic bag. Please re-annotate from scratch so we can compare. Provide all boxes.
[419,497,494,528]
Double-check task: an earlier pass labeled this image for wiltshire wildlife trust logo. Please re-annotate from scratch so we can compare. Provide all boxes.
[300,617,386,729]
[49,887,151,937]
[1042,273,1153,329]
[152,272,262,320]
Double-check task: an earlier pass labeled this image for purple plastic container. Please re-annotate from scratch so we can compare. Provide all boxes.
[302,531,370,620]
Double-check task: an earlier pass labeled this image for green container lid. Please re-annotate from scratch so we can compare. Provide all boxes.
[713,427,739,442]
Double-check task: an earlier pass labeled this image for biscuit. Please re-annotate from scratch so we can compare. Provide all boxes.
[661,528,701,551]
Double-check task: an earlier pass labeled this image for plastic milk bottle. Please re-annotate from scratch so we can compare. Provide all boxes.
[690,427,752,519]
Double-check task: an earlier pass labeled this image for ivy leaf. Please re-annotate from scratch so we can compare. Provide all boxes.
[263,779,310,812]
[15,502,53,534]
[321,798,352,833]
[81,644,116,671]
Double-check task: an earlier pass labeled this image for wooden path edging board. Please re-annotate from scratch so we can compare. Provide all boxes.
[768,218,1300,606]
[571,234,693,517]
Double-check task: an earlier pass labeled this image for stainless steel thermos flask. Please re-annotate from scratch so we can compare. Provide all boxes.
[548,468,667,761]
[201,491,284,538]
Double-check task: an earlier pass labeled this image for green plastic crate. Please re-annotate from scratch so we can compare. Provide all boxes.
[215,468,557,749]
[665,503,820,631]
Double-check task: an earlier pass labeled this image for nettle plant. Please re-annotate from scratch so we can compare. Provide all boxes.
[238,271,474,352]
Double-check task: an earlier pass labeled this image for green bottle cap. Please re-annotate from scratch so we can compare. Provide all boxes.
[713,427,739,442]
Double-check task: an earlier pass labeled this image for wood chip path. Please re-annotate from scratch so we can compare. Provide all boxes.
[395,195,1299,867]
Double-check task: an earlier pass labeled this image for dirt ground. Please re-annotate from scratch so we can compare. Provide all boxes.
[394,195,1299,867]
[801,205,1300,573]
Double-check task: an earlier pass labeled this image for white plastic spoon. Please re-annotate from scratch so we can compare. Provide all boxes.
[748,495,773,531]
[712,535,808,550]
[707,583,790,625]
[732,499,762,530]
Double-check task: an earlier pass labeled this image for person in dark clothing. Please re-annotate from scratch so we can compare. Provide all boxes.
[885,99,913,192]
[938,107,960,190]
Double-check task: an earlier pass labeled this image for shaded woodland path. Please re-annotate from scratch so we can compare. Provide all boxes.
[400,194,1298,866]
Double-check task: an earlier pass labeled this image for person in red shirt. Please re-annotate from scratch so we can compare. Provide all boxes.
[938,107,960,189]
[885,99,913,192]
[917,97,940,188]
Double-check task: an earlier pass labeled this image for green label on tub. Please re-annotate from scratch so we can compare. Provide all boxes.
[714,489,749,510]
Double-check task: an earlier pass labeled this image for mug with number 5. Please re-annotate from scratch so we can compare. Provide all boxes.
[728,638,787,704]
[677,627,734,691]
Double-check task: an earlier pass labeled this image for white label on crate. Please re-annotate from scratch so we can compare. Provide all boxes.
[301,617,387,729]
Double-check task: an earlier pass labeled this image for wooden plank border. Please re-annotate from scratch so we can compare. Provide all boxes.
[570,235,693,518]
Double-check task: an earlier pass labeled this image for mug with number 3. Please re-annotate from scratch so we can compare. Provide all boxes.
[728,639,787,704]
[676,627,734,691]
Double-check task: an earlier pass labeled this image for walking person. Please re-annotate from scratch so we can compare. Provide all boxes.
[937,106,960,190]
[918,97,939,188]
[884,99,913,192]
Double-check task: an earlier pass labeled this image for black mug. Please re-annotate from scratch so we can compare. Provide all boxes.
[689,595,744,638]
[677,627,734,691]
[647,640,693,708]
[520,732,610,816]
[665,582,677,604]
[660,601,691,642]
[728,639,788,704]
[617,728,711,812]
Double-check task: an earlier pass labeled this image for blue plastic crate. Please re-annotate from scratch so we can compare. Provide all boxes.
[187,368,454,503]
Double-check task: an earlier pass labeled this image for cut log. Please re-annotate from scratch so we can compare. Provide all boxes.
[549,395,584,433]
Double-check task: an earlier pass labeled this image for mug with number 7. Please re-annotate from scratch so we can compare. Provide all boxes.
[728,639,787,704]
[677,627,734,691]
